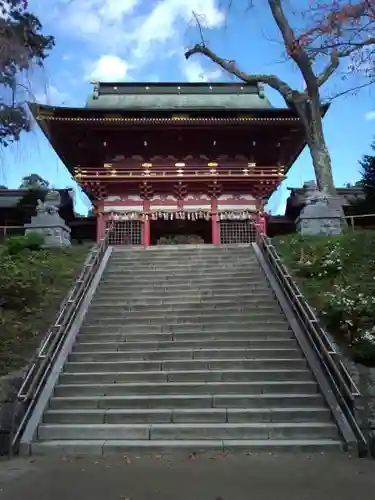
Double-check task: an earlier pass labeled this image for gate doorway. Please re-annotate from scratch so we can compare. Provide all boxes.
[151,219,212,245]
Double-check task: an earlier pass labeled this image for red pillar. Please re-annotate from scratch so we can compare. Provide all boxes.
[211,198,220,245]
[260,213,267,235]
[96,210,105,243]
[142,200,151,246]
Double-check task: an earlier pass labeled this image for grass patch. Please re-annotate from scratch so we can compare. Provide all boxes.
[273,231,375,366]
[0,244,91,376]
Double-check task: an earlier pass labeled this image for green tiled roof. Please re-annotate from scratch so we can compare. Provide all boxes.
[86,82,273,111]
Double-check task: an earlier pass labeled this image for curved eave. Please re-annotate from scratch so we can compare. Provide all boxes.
[29,101,307,122]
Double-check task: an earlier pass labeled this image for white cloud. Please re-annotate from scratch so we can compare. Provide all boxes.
[365,110,375,120]
[34,85,68,105]
[36,0,225,84]
[85,55,131,81]
[182,58,223,82]
[41,0,224,66]
[131,0,224,60]
[39,0,139,49]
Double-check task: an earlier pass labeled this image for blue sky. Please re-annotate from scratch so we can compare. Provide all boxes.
[1,0,374,215]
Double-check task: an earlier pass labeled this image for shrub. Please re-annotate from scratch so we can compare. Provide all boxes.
[157,236,178,245]
[351,328,375,367]
[24,231,45,250]
[5,232,44,255]
[322,285,375,340]
[0,252,43,309]
[295,241,343,278]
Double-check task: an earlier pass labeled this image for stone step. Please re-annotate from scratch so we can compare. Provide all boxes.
[87,304,281,315]
[59,369,312,385]
[64,358,307,373]
[37,422,338,441]
[53,381,318,397]
[79,321,290,334]
[43,407,331,425]
[69,348,302,363]
[109,252,254,260]
[107,262,259,269]
[72,339,297,352]
[105,264,261,273]
[107,260,259,269]
[93,290,274,300]
[90,295,277,307]
[106,266,260,273]
[110,247,254,254]
[99,276,266,286]
[49,393,326,410]
[103,270,264,279]
[84,310,285,323]
[28,439,343,455]
[77,331,295,343]
[78,325,292,336]
[97,283,271,293]
[86,312,285,325]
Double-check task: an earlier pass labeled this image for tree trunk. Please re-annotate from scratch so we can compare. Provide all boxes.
[307,133,336,195]
[299,96,336,196]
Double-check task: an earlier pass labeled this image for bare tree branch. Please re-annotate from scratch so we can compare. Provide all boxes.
[317,36,375,86]
[185,43,301,107]
[192,11,207,45]
[323,79,375,101]
[268,0,317,89]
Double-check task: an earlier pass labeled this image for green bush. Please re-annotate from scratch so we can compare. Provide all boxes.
[157,235,178,245]
[0,245,90,375]
[273,232,375,366]
[351,329,375,367]
[5,232,44,255]
[0,252,43,309]
[24,231,45,250]
[322,285,375,340]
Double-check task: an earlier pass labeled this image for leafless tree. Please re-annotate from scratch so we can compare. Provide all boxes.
[185,0,375,196]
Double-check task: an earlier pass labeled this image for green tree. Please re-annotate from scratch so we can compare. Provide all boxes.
[19,173,49,189]
[348,140,375,215]
[14,187,45,223]
[360,141,375,209]
[0,0,54,146]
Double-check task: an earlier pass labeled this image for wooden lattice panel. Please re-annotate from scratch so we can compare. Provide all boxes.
[105,220,142,245]
[220,220,257,244]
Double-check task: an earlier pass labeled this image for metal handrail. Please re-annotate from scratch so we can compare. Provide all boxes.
[0,225,25,237]
[255,229,367,451]
[8,228,112,454]
[343,213,375,232]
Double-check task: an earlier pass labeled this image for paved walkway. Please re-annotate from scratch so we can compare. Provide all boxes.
[0,452,375,500]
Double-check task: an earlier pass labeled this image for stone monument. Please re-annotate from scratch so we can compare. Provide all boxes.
[296,182,343,236]
[24,190,71,247]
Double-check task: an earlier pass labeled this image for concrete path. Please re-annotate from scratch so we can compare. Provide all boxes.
[0,452,374,500]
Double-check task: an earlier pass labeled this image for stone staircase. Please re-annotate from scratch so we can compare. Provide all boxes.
[29,245,343,454]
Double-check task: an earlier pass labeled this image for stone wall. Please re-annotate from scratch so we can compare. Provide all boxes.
[346,361,375,457]
[0,368,27,455]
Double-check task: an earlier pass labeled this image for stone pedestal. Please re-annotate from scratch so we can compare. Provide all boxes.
[24,212,71,247]
[296,191,343,236]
